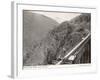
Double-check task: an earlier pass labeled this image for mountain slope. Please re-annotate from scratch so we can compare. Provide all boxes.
[23,11,59,65]
[23,11,59,54]
[43,13,91,64]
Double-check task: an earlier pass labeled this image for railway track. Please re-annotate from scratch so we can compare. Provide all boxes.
[55,33,91,65]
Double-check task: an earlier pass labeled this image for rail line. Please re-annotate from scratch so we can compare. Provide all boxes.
[56,33,91,65]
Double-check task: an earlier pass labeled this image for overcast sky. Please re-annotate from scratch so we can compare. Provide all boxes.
[30,11,81,23]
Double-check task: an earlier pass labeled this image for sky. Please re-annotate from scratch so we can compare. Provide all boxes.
[30,11,81,23]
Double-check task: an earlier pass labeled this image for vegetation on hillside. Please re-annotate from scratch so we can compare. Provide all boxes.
[23,13,91,66]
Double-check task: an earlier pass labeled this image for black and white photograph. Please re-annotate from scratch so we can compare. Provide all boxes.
[10,2,97,78]
[23,10,91,66]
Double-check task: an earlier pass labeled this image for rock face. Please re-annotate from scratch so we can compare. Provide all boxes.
[23,12,91,66]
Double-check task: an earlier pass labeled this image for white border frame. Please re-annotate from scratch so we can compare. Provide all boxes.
[11,1,97,78]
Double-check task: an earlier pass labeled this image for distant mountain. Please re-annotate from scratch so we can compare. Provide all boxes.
[23,11,59,58]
